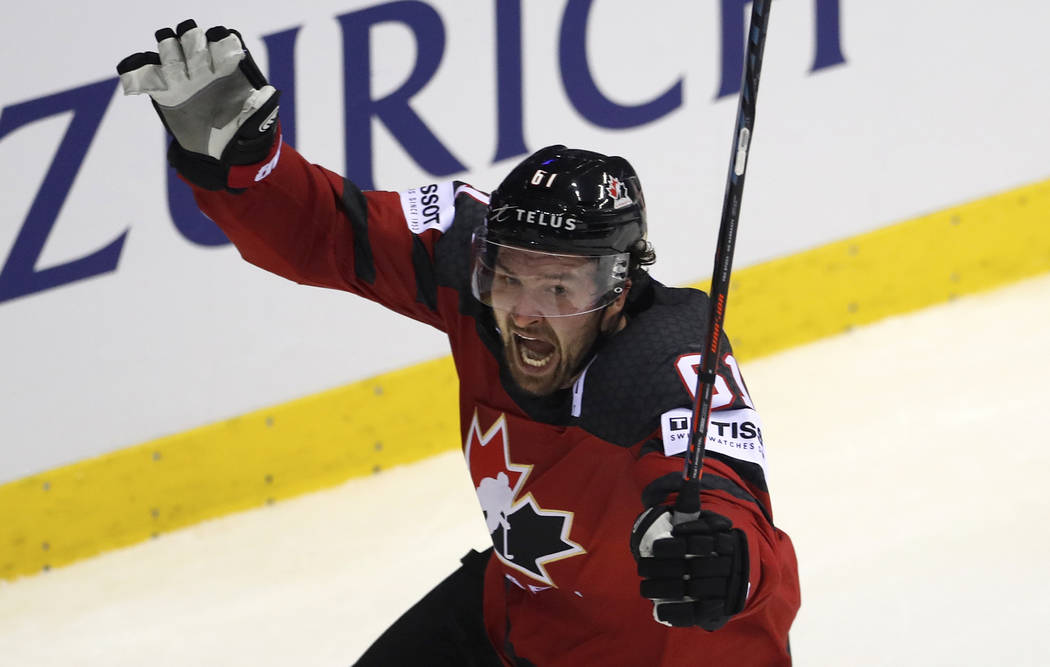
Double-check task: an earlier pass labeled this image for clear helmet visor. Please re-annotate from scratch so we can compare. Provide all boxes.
[470,238,629,318]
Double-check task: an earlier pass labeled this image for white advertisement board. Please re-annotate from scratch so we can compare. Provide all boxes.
[2,0,1049,482]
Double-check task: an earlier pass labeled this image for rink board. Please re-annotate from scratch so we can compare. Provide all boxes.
[2,176,1049,580]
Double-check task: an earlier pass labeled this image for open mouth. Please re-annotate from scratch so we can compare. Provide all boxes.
[513,332,556,370]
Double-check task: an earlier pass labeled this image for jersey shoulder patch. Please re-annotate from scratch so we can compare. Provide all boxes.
[659,406,768,480]
[398,181,457,235]
[659,407,693,456]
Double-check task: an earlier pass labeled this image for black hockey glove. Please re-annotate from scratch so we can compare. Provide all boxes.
[630,473,750,631]
[117,19,281,191]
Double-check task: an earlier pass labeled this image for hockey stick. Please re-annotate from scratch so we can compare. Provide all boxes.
[676,0,772,521]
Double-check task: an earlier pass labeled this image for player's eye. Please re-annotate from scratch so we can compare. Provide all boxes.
[499,274,521,287]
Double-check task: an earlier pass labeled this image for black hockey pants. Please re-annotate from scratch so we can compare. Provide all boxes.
[353,548,504,666]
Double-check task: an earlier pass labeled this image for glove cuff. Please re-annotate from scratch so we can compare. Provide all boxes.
[167,91,282,192]
[168,121,282,192]
[227,130,283,189]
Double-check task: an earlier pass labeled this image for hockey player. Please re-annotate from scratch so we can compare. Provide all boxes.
[118,21,800,666]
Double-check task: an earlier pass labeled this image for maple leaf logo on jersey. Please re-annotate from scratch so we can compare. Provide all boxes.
[464,411,585,587]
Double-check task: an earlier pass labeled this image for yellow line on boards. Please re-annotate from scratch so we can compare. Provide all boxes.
[723,178,1050,358]
[2,177,1049,581]
[0,357,460,581]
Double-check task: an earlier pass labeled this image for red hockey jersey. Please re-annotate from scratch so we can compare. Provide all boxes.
[192,145,800,666]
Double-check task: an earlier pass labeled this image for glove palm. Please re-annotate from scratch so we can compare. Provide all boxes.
[117,20,281,190]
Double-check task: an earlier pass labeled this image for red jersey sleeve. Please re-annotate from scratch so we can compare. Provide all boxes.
[626,336,800,662]
[191,143,468,331]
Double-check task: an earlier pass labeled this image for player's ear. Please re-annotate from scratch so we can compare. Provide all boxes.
[600,279,631,333]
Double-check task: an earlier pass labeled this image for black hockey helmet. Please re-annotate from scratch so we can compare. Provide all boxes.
[471,145,648,317]
[483,144,647,255]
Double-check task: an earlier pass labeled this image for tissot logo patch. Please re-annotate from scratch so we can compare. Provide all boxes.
[399,181,455,234]
[661,407,693,456]
[464,411,585,586]
[660,407,768,479]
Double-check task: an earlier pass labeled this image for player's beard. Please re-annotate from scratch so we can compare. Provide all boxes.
[498,314,601,397]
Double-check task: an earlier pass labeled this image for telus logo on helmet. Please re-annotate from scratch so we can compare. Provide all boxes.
[488,204,578,231]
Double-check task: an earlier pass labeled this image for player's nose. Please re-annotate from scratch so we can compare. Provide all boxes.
[509,304,544,329]
[508,289,546,327]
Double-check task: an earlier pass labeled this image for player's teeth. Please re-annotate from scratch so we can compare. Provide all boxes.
[520,345,553,368]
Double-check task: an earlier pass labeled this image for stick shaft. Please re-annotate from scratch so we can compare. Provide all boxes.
[682,0,772,492]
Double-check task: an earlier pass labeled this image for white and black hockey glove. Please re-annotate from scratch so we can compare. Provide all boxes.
[630,473,750,630]
[117,19,281,191]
